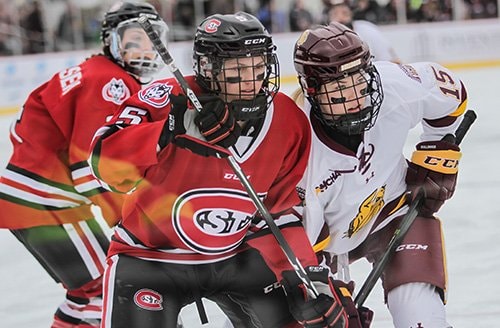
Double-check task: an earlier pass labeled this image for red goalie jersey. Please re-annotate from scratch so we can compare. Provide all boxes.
[0,55,141,229]
[89,76,317,278]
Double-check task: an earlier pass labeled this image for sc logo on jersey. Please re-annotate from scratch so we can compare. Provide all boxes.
[196,210,252,234]
[138,82,173,108]
[133,289,163,311]
[172,188,257,255]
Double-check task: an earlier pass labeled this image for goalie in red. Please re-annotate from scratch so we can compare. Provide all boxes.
[0,2,167,327]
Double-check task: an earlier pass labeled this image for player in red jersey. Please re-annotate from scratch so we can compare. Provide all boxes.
[89,12,366,328]
[0,2,167,327]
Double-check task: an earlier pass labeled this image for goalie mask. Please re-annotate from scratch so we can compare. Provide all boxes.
[294,22,383,135]
[193,12,280,121]
[101,2,168,81]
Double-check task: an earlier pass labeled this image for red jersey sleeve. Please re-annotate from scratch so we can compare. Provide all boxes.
[89,80,179,193]
[246,93,315,280]
[264,93,311,213]
[246,219,318,281]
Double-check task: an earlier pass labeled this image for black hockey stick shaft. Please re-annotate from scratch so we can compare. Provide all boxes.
[138,17,202,112]
[354,109,477,308]
[138,15,319,298]
[454,110,477,145]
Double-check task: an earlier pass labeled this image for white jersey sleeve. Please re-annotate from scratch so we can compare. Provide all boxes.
[382,61,467,142]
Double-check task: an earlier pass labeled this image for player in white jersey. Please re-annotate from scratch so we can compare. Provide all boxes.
[292,22,467,327]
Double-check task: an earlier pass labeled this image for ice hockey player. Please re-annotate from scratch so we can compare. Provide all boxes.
[88,11,368,328]
[293,22,467,328]
[0,2,167,327]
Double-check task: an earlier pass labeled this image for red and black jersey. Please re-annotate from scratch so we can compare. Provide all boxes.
[0,55,140,229]
[89,76,316,278]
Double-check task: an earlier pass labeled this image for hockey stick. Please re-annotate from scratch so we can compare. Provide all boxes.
[354,109,477,308]
[138,15,319,298]
[337,253,351,282]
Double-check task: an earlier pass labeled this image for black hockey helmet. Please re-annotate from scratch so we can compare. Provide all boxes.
[101,2,168,79]
[193,12,280,121]
[294,22,383,135]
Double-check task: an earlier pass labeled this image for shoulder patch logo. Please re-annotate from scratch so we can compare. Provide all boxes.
[138,82,172,108]
[398,64,421,83]
[101,78,130,105]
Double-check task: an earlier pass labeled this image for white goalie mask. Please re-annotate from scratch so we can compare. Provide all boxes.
[108,17,168,79]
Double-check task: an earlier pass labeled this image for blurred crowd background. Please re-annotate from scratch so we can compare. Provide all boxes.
[0,0,498,56]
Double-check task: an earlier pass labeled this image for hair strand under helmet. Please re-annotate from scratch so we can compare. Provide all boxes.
[101,2,168,80]
[193,12,280,121]
[294,22,383,135]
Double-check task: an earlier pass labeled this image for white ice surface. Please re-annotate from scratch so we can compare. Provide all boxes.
[0,67,499,327]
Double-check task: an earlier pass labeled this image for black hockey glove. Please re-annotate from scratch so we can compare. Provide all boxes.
[194,95,241,148]
[405,139,461,217]
[281,266,369,328]
[160,94,237,158]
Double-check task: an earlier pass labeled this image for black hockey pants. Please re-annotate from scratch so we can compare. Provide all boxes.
[103,248,296,328]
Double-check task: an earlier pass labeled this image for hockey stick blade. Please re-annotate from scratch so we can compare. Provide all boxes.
[138,15,319,298]
[354,109,477,308]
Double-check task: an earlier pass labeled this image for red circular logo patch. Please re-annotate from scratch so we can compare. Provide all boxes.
[204,19,221,33]
[138,82,172,108]
[134,289,163,311]
[173,188,257,255]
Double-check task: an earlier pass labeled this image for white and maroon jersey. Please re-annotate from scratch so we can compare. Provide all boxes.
[298,62,468,255]
[353,20,399,63]
[0,55,140,229]
[89,76,316,278]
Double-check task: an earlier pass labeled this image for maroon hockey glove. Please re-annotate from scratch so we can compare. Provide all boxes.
[281,266,367,328]
[405,140,461,217]
[335,281,373,328]
[161,94,232,158]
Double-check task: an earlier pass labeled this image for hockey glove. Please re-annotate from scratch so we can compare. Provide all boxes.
[337,281,374,328]
[160,94,234,158]
[405,139,461,217]
[281,266,368,328]
[194,95,241,148]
